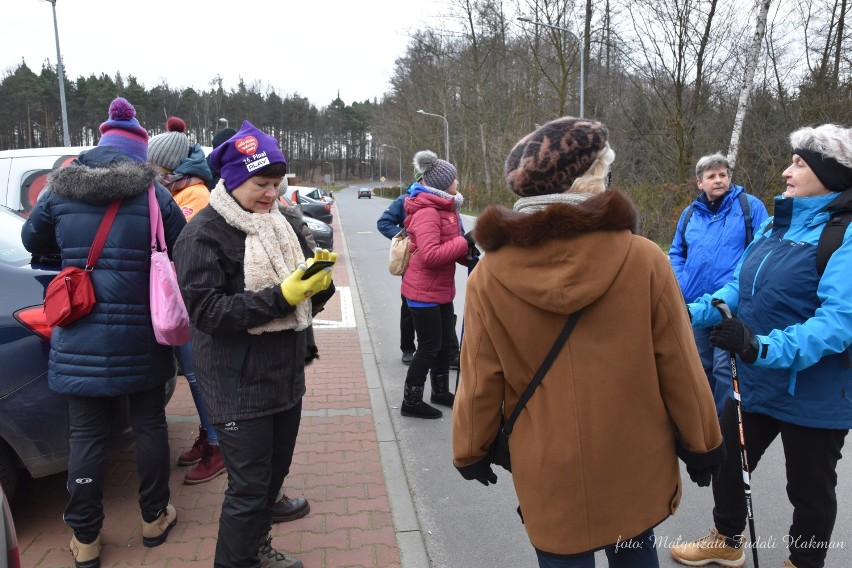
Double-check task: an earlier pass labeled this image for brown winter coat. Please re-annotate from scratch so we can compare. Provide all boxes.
[452,189,723,555]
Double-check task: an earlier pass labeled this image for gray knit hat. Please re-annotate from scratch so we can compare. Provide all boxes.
[148,116,190,172]
[413,150,457,192]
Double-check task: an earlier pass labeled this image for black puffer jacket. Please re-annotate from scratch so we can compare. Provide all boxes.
[173,204,309,424]
[21,147,186,396]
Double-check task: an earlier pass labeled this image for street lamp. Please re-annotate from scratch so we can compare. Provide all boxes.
[42,0,70,146]
[518,17,584,118]
[218,117,229,129]
[416,110,449,161]
[380,144,403,194]
[324,161,335,185]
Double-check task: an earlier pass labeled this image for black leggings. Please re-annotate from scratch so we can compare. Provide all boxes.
[405,302,455,387]
[712,399,848,568]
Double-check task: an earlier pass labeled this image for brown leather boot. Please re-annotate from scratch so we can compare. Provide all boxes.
[70,533,101,568]
[141,504,177,547]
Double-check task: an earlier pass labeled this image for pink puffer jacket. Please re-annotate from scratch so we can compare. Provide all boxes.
[401,188,468,304]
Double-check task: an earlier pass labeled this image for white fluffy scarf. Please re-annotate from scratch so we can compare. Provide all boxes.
[209,182,311,333]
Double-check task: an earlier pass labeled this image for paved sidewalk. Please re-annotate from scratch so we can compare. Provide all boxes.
[11,208,419,567]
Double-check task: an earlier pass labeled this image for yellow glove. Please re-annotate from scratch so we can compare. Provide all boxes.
[280,249,337,306]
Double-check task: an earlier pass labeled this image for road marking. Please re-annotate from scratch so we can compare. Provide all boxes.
[313,286,356,329]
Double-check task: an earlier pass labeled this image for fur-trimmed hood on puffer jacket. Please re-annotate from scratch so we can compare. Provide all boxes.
[21,147,186,397]
[452,188,724,555]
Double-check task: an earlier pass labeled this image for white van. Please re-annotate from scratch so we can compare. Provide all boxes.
[0,146,93,214]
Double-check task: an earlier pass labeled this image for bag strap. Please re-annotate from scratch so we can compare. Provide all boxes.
[737,192,753,247]
[85,199,121,270]
[503,309,583,435]
[147,185,166,252]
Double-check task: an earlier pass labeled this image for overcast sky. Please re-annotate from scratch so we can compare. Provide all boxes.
[4,0,442,108]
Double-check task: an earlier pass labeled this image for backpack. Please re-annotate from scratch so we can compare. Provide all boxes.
[761,206,852,276]
[680,192,752,256]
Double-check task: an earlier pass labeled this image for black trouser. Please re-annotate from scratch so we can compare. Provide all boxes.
[213,401,302,568]
[64,385,171,541]
[405,302,455,387]
[712,399,848,568]
[400,294,416,354]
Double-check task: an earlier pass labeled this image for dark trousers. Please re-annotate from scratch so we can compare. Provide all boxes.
[400,294,416,353]
[535,529,658,567]
[64,386,171,541]
[405,302,455,387]
[213,401,302,568]
[712,399,848,568]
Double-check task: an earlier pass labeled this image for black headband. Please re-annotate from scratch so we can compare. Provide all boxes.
[794,147,852,192]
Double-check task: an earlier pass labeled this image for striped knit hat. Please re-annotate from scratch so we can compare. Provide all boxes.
[98,98,148,163]
[148,116,190,172]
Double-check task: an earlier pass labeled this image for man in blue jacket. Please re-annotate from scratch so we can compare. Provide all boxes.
[669,153,768,413]
[377,177,461,368]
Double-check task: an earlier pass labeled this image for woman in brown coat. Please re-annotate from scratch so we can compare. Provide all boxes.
[451,117,725,568]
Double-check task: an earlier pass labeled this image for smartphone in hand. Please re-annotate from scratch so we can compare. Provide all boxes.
[300,260,335,280]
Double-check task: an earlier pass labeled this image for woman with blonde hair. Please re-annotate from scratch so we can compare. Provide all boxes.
[452,116,724,568]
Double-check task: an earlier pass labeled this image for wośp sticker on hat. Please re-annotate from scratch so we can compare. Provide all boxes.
[235,135,271,174]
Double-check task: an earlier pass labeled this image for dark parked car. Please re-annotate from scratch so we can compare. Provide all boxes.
[1,482,19,568]
[278,195,334,251]
[0,206,175,501]
[296,193,333,224]
[357,188,372,199]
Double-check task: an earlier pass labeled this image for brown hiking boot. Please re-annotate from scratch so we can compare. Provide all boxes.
[271,494,310,523]
[70,533,101,568]
[142,504,177,547]
[258,535,303,568]
[177,425,208,466]
[183,444,226,485]
[783,560,797,568]
[670,526,745,567]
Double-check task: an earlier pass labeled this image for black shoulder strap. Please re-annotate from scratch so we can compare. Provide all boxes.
[503,309,583,435]
[738,192,753,247]
[817,211,852,276]
[680,205,694,257]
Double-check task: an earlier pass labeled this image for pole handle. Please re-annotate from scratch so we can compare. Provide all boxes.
[712,298,733,320]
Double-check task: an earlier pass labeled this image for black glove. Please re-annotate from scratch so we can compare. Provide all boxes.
[456,458,498,486]
[463,231,476,249]
[686,463,721,487]
[710,317,759,364]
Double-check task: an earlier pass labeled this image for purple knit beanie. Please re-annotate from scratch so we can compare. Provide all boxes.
[208,120,287,191]
[98,98,149,163]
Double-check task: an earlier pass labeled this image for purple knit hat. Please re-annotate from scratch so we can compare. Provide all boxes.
[208,120,287,191]
[98,98,149,163]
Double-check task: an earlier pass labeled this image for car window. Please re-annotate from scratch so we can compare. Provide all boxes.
[0,207,31,266]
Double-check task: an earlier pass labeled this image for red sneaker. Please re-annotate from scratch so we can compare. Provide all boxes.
[178,425,208,466]
[183,444,226,485]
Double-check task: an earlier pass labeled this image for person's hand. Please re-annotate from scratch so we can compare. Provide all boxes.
[710,316,758,363]
[686,463,721,487]
[456,458,498,486]
[463,231,476,249]
[280,250,337,306]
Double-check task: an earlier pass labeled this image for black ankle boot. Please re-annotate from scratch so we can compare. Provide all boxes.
[401,384,442,419]
[430,372,455,407]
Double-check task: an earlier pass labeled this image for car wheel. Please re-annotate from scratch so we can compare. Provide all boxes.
[0,441,17,502]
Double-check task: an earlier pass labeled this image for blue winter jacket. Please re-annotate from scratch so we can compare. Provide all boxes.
[669,185,769,302]
[377,186,411,239]
[21,147,186,397]
[689,191,852,429]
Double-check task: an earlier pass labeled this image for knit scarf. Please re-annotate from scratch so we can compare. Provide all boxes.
[209,182,311,333]
[421,184,465,210]
[513,192,595,214]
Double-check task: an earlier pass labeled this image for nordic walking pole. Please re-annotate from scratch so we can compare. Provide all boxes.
[711,298,760,568]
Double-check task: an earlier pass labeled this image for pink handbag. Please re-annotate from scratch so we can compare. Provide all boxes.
[148,185,191,345]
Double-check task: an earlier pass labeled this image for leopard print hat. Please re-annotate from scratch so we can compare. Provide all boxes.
[505,117,608,197]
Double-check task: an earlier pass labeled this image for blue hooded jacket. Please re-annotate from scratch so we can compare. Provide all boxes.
[21,147,186,396]
[690,191,852,429]
[670,185,768,302]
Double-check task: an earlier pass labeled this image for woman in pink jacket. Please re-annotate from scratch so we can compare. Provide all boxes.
[400,150,475,418]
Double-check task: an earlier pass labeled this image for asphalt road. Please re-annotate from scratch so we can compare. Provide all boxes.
[337,184,852,568]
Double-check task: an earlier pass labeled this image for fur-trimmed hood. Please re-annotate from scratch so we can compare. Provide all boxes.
[47,147,158,202]
[470,188,648,316]
[475,188,639,252]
